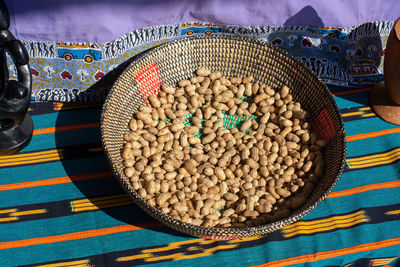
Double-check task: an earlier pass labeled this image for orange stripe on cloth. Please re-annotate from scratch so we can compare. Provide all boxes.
[326,180,400,199]
[346,128,400,142]
[0,172,112,191]
[332,87,371,96]
[32,122,100,135]
[0,221,162,250]
[252,237,400,267]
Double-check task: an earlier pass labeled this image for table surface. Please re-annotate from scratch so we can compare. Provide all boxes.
[1,21,400,267]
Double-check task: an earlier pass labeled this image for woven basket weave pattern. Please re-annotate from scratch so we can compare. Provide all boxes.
[101,35,346,239]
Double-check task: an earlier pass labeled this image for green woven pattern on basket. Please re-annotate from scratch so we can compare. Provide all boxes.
[183,113,193,127]
[160,90,256,136]
[180,111,258,139]
[182,96,257,136]
[222,112,257,130]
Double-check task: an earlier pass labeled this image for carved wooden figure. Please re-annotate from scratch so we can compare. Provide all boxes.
[0,0,33,155]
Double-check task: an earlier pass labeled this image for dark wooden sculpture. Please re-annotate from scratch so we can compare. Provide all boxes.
[370,18,400,125]
[0,0,33,155]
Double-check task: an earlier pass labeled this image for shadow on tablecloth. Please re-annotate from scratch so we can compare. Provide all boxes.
[54,52,190,238]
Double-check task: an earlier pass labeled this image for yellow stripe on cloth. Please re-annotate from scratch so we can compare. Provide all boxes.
[72,200,133,212]
[0,149,60,160]
[361,113,375,117]
[229,235,263,243]
[71,194,131,206]
[117,235,263,263]
[116,254,152,262]
[342,111,363,117]
[283,218,369,238]
[0,209,47,222]
[0,217,18,222]
[348,156,400,169]
[0,156,64,167]
[283,210,366,230]
[118,239,223,263]
[386,209,400,215]
[341,106,374,118]
[0,149,63,167]
[145,245,237,262]
[35,259,91,267]
[54,102,102,111]
[71,194,133,212]
[10,209,47,217]
[0,209,16,214]
[371,257,398,266]
[347,147,400,168]
[348,147,400,163]
[142,239,215,253]
[282,211,369,237]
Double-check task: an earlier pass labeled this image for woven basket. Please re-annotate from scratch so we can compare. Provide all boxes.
[100,35,346,240]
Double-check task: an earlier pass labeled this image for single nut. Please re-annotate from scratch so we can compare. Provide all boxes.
[240,120,252,132]
[196,67,211,77]
[148,95,161,108]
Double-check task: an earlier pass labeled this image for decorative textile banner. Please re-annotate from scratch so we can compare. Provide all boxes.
[7,21,392,102]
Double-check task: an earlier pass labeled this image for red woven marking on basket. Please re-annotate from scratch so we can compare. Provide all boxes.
[311,109,336,141]
[134,62,161,104]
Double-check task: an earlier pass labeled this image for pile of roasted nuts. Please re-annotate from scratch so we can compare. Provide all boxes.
[122,68,325,228]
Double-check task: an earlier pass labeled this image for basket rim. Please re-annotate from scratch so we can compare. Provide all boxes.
[100,34,347,238]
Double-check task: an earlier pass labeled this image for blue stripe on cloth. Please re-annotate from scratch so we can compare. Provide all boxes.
[333,167,400,192]
[137,221,400,267]
[334,92,369,109]
[304,189,400,220]
[289,245,400,267]
[0,157,110,185]
[0,176,122,207]
[343,117,400,137]
[20,107,102,151]
[0,207,151,242]
[0,228,190,267]
[20,128,101,152]
[28,108,101,132]
[346,133,400,157]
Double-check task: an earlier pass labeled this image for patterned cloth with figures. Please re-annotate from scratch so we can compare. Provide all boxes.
[16,21,390,102]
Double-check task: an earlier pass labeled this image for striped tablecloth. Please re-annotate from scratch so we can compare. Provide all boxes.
[0,84,399,266]
[1,22,400,267]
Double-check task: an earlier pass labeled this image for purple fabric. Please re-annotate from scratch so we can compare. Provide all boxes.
[5,0,400,42]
